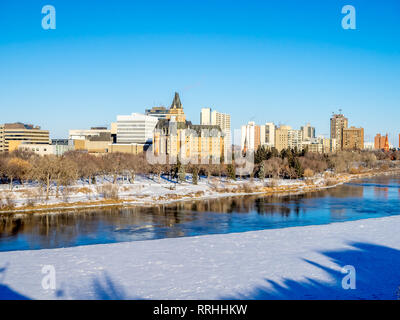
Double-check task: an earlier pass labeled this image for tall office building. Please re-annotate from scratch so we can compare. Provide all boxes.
[301,123,316,141]
[201,107,231,158]
[343,127,364,150]
[330,113,348,150]
[260,123,275,148]
[0,123,50,152]
[241,122,260,153]
[116,113,159,144]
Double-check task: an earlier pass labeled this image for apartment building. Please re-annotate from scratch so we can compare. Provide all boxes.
[201,108,231,159]
[343,127,364,150]
[260,123,275,148]
[241,122,260,153]
[374,133,389,151]
[301,123,316,141]
[0,123,50,152]
[330,113,348,150]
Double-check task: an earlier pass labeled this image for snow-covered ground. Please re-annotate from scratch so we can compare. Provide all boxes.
[1,215,400,300]
[0,174,322,211]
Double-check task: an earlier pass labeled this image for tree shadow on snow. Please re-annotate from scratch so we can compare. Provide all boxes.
[0,263,31,300]
[221,242,400,300]
[59,272,140,300]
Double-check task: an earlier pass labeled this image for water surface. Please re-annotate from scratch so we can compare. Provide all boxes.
[1,175,400,252]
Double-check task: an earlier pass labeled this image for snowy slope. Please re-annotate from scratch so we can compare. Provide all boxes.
[1,216,400,300]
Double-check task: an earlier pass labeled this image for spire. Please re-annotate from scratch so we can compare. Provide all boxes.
[170,92,182,109]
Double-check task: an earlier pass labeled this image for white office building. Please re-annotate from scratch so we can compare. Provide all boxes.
[116,113,159,144]
[260,122,276,148]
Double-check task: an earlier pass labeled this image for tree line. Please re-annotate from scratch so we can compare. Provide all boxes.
[0,147,398,196]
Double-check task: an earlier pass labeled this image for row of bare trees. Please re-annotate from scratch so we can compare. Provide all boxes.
[0,148,398,196]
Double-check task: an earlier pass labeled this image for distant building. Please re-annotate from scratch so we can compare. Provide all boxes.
[374,133,389,151]
[0,122,50,152]
[260,123,275,148]
[343,127,364,150]
[116,113,159,145]
[145,106,169,120]
[200,108,212,125]
[74,132,113,154]
[274,125,291,152]
[303,137,336,153]
[301,123,316,141]
[69,127,110,140]
[330,113,348,151]
[52,139,75,156]
[153,93,224,162]
[241,122,260,153]
[201,108,231,159]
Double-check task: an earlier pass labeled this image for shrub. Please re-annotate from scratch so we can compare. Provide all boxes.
[96,184,119,200]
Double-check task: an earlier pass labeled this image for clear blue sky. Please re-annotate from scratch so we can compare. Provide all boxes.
[1,0,399,145]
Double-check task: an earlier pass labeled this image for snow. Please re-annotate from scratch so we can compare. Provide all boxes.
[1,215,400,300]
[0,174,323,212]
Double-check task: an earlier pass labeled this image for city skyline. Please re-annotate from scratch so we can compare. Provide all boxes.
[1,0,400,144]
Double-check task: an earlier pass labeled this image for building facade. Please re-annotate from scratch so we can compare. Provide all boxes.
[260,122,275,149]
[241,122,260,153]
[116,113,159,145]
[301,123,316,141]
[343,127,364,150]
[201,108,231,159]
[145,106,169,120]
[0,123,50,152]
[153,93,224,162]
[330,113,348,151]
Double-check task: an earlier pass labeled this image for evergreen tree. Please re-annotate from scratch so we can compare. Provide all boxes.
[227,164,236,181]
[258,163,265,181]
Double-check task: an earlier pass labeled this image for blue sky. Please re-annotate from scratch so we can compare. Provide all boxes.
[1,0,399,145]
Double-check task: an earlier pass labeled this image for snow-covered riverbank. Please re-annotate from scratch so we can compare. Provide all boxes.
[2,169,398,214]
[1,215,400,300]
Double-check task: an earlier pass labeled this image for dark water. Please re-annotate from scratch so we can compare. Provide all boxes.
[1,175,400,252]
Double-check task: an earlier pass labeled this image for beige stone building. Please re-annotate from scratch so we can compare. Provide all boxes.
[153,93,224,162]
[0,123,50,152]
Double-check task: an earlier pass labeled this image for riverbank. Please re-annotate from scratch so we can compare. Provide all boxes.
[1,214,400,299]
[1,167,399,215]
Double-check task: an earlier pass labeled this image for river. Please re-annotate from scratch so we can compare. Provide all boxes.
[1,174,399,252]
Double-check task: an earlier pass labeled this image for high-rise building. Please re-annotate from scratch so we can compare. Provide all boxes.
[201,108,231,159]
[343,127,364,150]
[241,122,260,153]
[200,108,212,125]
[154,93,224,162]
[274,125,291,152]
[116,113,159,144]
[301,123,316,141]
[374,134,388,150]
[260,123,275,148]
[330,113,348,150]
[0,123,50,152]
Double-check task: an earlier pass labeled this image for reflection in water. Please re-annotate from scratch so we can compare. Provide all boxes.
[1,175,400,252]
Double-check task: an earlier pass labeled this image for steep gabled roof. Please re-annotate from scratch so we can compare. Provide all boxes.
[170,92,182,109]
